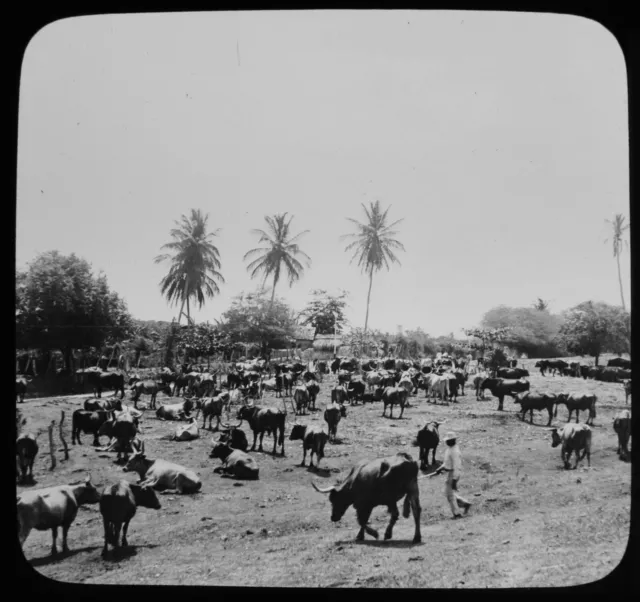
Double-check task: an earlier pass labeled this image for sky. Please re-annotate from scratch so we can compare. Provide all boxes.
[16,10,630,337]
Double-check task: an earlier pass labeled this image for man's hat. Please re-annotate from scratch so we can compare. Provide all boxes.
[443,431,457,442]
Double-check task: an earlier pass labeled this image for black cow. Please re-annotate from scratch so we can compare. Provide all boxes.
[347,380,366,405]
[72,410,115,446]
[331,385,349,405]
[415,421,442,469]
[209,442,259,480]
[236,405,286,456]
[330,358,341,374]
[84,397,123,412]
[497,367,529,380]
[324,402,347,442]
[289,424,329,470]
[513,392,557,426]
[608,357,631,369]
[613,410,631,461]
[554,393,597,425]
[381,387,409,419]
[88,371,126,399]
[312,452,422,543]
[16,433,39,483]
[481,378,530,411]
[217,425,249,452]
[131,380,171,410]
[306,382,320,411]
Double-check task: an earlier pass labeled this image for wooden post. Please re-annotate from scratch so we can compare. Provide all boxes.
[48,420,56,471]
[59,411,69,460]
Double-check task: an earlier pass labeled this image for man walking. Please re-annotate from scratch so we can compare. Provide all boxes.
[431,431,472,519]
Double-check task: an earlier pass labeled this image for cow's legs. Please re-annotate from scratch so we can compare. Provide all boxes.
[381,404,387,418]
[406,489,422,543]
[431,447,437,466]
[546,408,553,426]
[575,410,580,424]
[529,410,534,424]
[399,405,405,419]
[390,404,394,419]
[300,446,307,467]
[384,503,399,540]
[101,518,110,557]
[122,520,131,547]
[250,431,258,451]
[355,507,378,540]
[258,431,265,452]
[497,396,504,411]
[50,526,59,555]
[92,433,100,446]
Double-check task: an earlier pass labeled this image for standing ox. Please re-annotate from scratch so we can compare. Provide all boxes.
[196,395,226,431]
[124,451,202,494]
[481,378,530,411]
[324,402,347,443]
[17,475,101,556]
[236,405,286,456]
[99,480,161,558]
[289,424,328,470]
[613,410,631,461]
[312,452,422,544]
[381,386,409,419]
[293,385,310,415]
[131,380,171,410]
[415,421,443,469]
[554,393,597,426]
[72,409,115,446]
[306,381,320,411]
[549,423,592,469]
[16,433,39,484]
[513,392,558,426]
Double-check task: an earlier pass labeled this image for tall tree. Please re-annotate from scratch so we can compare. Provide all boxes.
[154,209,224,325]
[243,213,311,306]
[604,214,630,312]
[298,289,349,336]
[532,298,550,311]
[341,200,405,336]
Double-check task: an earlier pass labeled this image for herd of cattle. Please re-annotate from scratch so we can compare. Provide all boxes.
[16,353,632,558]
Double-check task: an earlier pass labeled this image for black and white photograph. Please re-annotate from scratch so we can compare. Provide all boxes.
[16,9,631,588]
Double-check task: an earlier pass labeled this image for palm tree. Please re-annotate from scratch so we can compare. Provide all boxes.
[154,209,225,325]
[243,213,311,306]
[604,214,630,312]
[341,200,405,336]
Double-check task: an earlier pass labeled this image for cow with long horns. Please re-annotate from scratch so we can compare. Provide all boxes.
[236,404,286,456]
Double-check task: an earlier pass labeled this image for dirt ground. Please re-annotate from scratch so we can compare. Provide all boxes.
[17,355,631,588]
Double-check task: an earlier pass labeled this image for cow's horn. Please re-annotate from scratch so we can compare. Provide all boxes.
[311,481,335,494]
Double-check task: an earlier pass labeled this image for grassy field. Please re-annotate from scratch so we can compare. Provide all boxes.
[17,355,631,588]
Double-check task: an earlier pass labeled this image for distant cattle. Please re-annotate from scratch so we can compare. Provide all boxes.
[497,367,529,380]
[155,399,194,421]
[481,378,530,411]
[196,395,226,430]
[554,393,597,426]
[236,405,286,456]
[289,424,329,470]
[513,392,557,426]
[550,423,592,470]
[608,357,631,370]
[312,452,422,544]
[381,386,409,419]
[131,380,172,410]
[99,479,161,558]
[324,402,347,443]
[535,360,568,377]
[81,370,126,398]
[210,441,259,480]
[331,385,349,405]
[84,397,123,412]
[613,410,631,461]
[347,380,366,404]
[17,475,101,556]
[414,421,442,469]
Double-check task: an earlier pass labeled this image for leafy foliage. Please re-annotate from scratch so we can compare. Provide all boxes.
[558,301,629,364]
[298,289,349,336]
[16,251,133,365]
[175,322,232,362]
[218,290,297,354]
[341,327,384,357]
[463,326,512,354]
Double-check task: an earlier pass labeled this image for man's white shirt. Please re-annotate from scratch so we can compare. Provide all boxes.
[443,444,462,480]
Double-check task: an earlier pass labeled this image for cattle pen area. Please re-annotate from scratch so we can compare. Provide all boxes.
[17,357,630,589]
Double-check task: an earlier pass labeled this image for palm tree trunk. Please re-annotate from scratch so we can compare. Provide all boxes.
[270,276,277,307]
[616,253,626,312]
[177,277,190,325]
[364,267,374,336]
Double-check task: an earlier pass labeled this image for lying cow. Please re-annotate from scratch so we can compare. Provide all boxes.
[415,421,443,469]
[17,475,101,556]
[289,424,328,470]
[124,451,202,494]
[381,386,409,419]
[312,452,422,543]
[217,424,249,451]
[99,479,161,558]
[554,393,597,426]
[481,378,530,411]
[549,423,592,469]
[131,380,172,410]
[236,405,286,456]
[324,402,347,443]
[170,416,200,441]
[513,392,557,426]
[156,399,194,421]
[613,410,631,461]
[72,409,115,446]
[209,441,259,480]
[16,433,39,484]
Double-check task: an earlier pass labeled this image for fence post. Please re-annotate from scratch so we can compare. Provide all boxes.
[48,420,56,471]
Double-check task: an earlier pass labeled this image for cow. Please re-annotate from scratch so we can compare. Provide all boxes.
[442,372,459,401]
[306,381,320,411]
[497,367,530,380]
[289,424,329,470]
[623,379,631,404]
[347,380,366,405]
[217,424,249,451]
[324,402,347,443]
[97,371,126,398]
[171,416,200,441]
[365,371,384,391]
[427,374,449,402]
[293,385,311,415]
[381,386,409,419]
[83,394,123,411]
[415,421,443,469]
[481,378,530,411]
[209,441,259,480]
[172,373,193,397]
[196,395,225,430]
[156,399,194,421]
[513,392,557,426]
[613,410,631,461]
[554,393,597,426]
[331,385,349,405]
[260,376,282,398]
[281,372,297,397]
[99,479,161,558]
[105,412,139,464]
[236,405,286,456]
[473,372,489,400]
[453,368,468,396]
[543,359,569,377]
[362,386,385,404]
[549,423,592,469]
[131,380,172,410]
[194,373,217,398]
[71,409,115,446]
[124,451,202,494]
[17,475,101,556]
[16,433,39,483]
[312,452,422,544]
[595,367,625,383]
[608,357,631,369]
[16,375,32,403]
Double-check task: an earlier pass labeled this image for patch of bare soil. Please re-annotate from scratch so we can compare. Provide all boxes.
[17,357,631,587]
